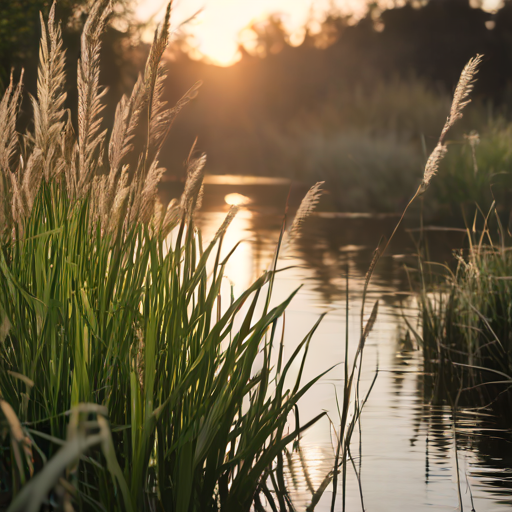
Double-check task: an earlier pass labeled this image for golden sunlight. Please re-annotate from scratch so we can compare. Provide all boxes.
[134,0,367,66]
[135,0,504,65]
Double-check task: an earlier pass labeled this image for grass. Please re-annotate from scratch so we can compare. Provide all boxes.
[408,206,512,410]
[1,177,333,511]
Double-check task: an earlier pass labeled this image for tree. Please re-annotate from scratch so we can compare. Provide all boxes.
[0,0,136,92]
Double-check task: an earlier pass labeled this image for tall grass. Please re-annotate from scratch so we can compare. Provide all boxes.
[1,177,334,511]
[0,2,334,510]
[304,54,483,512]
[414,208,512,409]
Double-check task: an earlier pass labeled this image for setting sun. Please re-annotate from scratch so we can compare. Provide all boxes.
[135,0,367,66]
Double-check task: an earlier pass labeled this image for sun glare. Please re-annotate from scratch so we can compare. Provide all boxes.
[135,0,504,66]
[135,0,353,66]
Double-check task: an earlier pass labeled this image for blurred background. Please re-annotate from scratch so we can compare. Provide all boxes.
[3,0,512,221]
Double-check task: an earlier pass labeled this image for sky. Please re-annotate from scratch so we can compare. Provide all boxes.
[134,0,504,66]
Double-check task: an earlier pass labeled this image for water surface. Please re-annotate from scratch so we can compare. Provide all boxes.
[165,178,512,511]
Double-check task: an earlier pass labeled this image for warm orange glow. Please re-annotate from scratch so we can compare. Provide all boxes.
[135,0,504,66]
[135,0,366,66]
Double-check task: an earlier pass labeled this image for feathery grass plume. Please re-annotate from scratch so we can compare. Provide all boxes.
[195,182,204,212]
[103,1,200,229]
[212,205,240,244]
[89,174,107,229]
[107,179,130,234]
[143,1,201,164]
[421,142,448,190]
[104,0,171,222]
[103,76,145,228]
[362,54,483,296]
[0,71,24,233]
[29,1,67,181]
[149,78,202,160]
[180,152,207,217]
[440,54,483,143]
[107,76,145,187]
[287,181,324,245]
[0,71,24,174]
[355,54,483,398]
[106,163,130,231]
[20,147,44,212]
[144,1,171,122]
[138,0,172,174]
[359,237,384,333]
[63,122,79,198]
[9,171,29,227]
[419,55,482,193]
[0,6,333,510]
[359,300,379,355]
[138,159,167,223]
[76,0,112,197]
[159,198,181,237]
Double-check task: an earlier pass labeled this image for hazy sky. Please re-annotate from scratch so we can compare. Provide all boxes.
[135,0,503,66]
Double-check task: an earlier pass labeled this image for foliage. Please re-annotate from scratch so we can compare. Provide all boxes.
[158,0,512,215]
[0,0,135,93]
[0,3,332,510]
[431,120,512,221]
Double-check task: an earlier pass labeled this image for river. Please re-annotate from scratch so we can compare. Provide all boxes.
[163,176,512,511]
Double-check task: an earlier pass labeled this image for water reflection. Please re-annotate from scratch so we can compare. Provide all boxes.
[186,180,512,511]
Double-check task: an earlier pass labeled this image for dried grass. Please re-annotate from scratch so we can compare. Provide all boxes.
[0,0,201,240]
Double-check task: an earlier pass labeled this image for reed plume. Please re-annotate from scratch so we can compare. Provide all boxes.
[0,0,203,239]
[160,198,181,237]
[17,1,68,215]
[440,54,483,143]
[287,181,324,245]
[421,142,448,190]
[180,147,207,218]
[107,75,145,197]
[0,6,330,511]
[30,2,67,179]
[76,0,112,197]
[417,54,483,193]
[103,0,200,231]
[360,55,483,339]
[0,71,24,230]
[0,71,24,174]
[212,205,240,244]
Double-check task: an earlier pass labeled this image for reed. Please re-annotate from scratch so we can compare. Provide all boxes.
[413,207,512,409]
[0,3,332,510]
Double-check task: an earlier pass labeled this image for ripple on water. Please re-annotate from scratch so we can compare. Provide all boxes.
[193,205,512,511]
